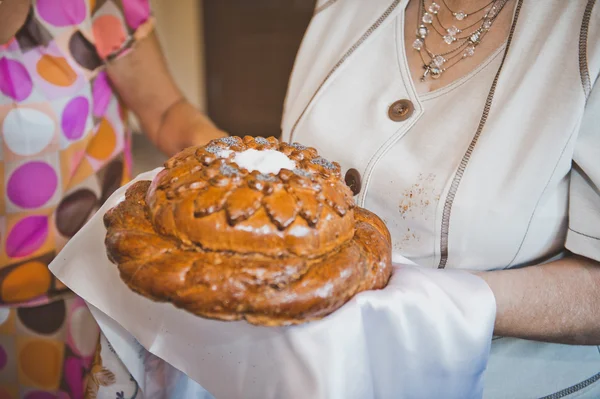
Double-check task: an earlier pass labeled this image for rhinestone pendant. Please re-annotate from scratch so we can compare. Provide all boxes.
[454,11,467,20]
[412,38,424,50]
[470,32,481,44]
[422,13,433,24]
[446,26,460,36]
[421,64,442,81]
[417,25,429,38]
[443,34,456,44]
[463,45,475,57]
[428,2,440,14]
[420,67,429,82]
[482,19,492,30]
[432,55,445,68]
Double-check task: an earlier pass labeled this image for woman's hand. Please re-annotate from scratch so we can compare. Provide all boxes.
[154,98,227,156]
[474,254,600,345]
[105,30,226,156]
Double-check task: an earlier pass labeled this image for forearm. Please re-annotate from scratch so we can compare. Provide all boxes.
[106,31,181,140]
[477,255,600,345]
[106,31,226,155]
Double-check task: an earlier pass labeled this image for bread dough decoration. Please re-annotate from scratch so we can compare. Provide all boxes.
[104,136,392,326]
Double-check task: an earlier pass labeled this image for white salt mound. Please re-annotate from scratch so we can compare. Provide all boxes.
[233,149,296,175]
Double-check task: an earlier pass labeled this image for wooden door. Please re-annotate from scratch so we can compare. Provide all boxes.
[203,0,316,138]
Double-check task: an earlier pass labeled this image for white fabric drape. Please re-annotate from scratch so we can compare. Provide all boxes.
[50,170,496,399]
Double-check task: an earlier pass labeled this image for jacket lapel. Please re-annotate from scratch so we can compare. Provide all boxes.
[281,0,407,140]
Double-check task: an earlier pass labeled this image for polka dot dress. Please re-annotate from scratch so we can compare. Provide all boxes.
[0,1,152,397]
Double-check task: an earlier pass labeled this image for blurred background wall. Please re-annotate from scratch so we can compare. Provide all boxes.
[151,0,207,111]
[132,0,315,175]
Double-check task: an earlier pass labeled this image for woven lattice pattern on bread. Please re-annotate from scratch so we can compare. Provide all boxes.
[104,136,392,326]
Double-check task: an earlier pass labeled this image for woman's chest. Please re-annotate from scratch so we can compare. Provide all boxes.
[282,5,589,269]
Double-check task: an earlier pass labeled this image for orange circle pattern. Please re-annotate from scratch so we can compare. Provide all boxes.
[86,118,117,161]
[19,340,62,389]
[1,262,51,303]
[36,55,78,87]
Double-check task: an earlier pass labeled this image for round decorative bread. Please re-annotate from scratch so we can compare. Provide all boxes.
[104,136,392,326]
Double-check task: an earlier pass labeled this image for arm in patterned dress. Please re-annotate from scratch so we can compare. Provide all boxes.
[91,1,227,156]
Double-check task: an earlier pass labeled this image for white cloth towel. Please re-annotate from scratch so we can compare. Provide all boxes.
[50,169,497,399]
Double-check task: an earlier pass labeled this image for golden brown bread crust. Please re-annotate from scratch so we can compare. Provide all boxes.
[146,136,355,257]
[104,136,392,326]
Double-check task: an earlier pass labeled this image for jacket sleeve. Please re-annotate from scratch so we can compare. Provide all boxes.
[565,78,600,262]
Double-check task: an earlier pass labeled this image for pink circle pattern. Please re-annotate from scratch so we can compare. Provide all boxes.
[5,215,49,259]
[122,0,151,30]
[92,71,111,117]
[7,162,58,209]
[0,57,33,101]
[36,0,87,27]
[62,96,89,140]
